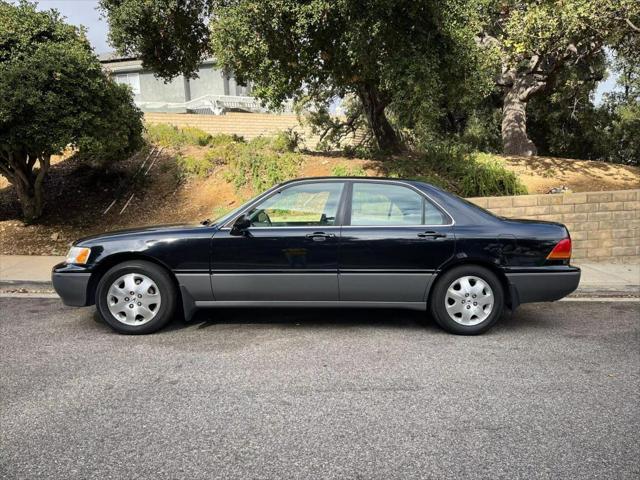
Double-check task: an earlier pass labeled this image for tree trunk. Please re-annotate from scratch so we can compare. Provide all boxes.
[13,177,43,222]
[357,84,401,153]
[501,77,545,156]
[0,152,50,223]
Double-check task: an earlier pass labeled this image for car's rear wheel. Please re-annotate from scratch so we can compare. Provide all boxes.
[96,260,177,334]
[429,265,504,335]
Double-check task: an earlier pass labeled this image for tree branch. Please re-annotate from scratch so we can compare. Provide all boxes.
[626,18,640,33]
[521,81,547,101]
[6,152,31,187]
[26,153,37,170]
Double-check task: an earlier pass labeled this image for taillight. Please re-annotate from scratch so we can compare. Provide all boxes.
[547,238,572,260]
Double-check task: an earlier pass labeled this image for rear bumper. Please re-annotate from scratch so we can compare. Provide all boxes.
[506,267,581,306]
[52,264,91,306]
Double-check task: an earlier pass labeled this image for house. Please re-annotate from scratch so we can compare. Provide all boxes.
[99,53,269,114]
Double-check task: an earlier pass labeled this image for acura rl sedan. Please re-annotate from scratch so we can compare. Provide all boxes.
[53,177,580,335]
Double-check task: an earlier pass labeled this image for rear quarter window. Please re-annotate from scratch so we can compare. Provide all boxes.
[350,183,448,226]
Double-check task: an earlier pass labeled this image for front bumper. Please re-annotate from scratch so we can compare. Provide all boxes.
[506,267,581,306]
[52,263,91,306]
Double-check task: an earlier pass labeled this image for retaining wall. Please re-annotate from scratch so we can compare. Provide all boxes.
[144,112,322,146]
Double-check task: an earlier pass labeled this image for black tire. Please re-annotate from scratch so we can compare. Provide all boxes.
[429,265,504,335]
[95,260,177,334]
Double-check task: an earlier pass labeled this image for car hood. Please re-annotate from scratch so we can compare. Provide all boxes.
[74,223,214,245]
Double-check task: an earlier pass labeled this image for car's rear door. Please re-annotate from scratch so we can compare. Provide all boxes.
[211,180,346,302]
[338,181,455,303]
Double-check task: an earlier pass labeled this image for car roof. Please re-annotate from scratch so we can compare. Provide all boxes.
[277,176,429,187]
[276,176,445,199]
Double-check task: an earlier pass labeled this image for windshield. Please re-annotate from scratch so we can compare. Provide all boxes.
[206,203,247,226]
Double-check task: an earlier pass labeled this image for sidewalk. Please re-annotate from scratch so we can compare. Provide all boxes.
[0,255,65,291]
[0,255,64,282]
[574,262,639,296]
[0,255,638,296]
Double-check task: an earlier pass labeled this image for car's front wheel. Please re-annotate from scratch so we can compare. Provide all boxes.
[429,265,504,335]
[95,260,177,334]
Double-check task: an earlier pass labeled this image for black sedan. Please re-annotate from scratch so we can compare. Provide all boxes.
[53,177,580,335]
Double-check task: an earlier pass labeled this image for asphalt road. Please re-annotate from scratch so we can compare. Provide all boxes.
[1,299,639,480]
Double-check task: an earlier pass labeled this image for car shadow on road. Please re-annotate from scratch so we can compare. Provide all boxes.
[161,307,440,333]
[89,304,542,335]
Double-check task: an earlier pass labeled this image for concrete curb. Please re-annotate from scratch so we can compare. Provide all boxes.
[570,287,640,298]
[0,280,55,293]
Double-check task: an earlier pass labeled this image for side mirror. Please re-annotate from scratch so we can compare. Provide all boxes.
[230,214,251,236]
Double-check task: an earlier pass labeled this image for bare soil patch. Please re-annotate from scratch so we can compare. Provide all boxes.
[499,155,639,194]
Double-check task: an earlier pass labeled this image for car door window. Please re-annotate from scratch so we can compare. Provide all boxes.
[350,183,446,226]
[247,182,344,227]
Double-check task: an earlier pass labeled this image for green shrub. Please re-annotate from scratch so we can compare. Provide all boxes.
[420,147,527,197]
[381,144,527,197]
[204,140,243,166]
[223,134,303,192]
[458,153,528,197]
[225,149,302,192]
[169,132,303,189]
[145,123,214,147]
[180,126,212,146]
[176,153,214,179]
[269,129,301,152]
[209,133,245,146]
[597,102,640,166]
[331,164,349,176]
[145,124,183,147]
[331,164,367,176]
[246,136,272,150]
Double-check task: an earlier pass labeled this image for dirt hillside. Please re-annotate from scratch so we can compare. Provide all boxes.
[500,156,639,194]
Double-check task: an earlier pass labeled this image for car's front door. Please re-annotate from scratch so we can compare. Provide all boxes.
[338,181,455,304]
[211,181,346,302]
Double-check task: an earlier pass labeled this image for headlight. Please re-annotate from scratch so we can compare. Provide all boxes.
[66,246,91,265]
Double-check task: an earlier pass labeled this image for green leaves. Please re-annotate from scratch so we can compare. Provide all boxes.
[100,0,213,79]
[0,0,143,219]
[484,0,639,74]
[1,1,143,160]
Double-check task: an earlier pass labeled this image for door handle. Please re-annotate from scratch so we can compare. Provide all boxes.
[417,231,447,239]
[305,232,335,242]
